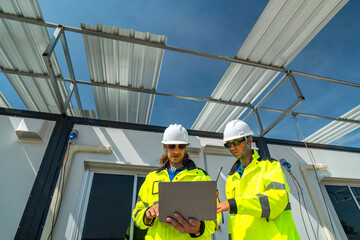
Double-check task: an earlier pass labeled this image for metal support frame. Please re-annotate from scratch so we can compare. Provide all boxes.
[259,74,305,137]
[1,12,359,88]
[254,109,264,134]
[3,67,360,125]
[0,67,252,108]
[59,28,84,116]
[242,73,305,137]
[42,25,83,116]
[244,73,290,121]
[43,27,66,114]
[260,97,304,137]
[291,112,360,125]
[1,12,360,138]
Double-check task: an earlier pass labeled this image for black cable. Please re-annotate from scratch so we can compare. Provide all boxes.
[289,170,317,240]
[290,116,318,239]
[293,116,337,238]
[289,169,311,240]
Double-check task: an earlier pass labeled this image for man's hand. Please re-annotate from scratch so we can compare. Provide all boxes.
[165,213,201,234]
[145,204,159,220]
[217,201,230,213]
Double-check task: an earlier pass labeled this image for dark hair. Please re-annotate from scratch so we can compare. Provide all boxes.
[159,152,189,167]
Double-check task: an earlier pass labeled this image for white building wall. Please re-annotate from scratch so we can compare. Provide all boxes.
[3,118,359,240]
[49,124,208,239]
[268,144,360,240]
[0,115,55,240]
[47,124,360,240]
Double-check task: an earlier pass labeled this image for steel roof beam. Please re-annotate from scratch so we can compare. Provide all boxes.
[59,27,84,116]
[292,112,360,125]
[244,73,289,121]
[0,67,251,108]
[254,109,264,134]
[1,12,359,89]
[3,67,360,126]
[42,25,84,116]
[261,97,304,137]
[260,75,305,137]
[43,27,66,114]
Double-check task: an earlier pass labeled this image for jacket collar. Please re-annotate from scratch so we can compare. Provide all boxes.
[156,159,197,173]
[228,149,260,175]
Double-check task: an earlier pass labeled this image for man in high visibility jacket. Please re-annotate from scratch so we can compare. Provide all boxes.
[217,120,300,240]
[132,124,218,240]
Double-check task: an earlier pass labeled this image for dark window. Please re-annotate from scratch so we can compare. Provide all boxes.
[352,187,360,206]
[325,185,360,240]
[81,173,145,240]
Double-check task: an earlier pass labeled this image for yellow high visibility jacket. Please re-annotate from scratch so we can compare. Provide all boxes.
[132,160,219,240]
[226,150,300,240]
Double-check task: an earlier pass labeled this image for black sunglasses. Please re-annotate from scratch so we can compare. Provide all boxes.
[224,138,246,148]
[166,144,187,150]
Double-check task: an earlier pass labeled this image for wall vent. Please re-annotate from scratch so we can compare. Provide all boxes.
[188,136,202,157]
[16,118,49,143]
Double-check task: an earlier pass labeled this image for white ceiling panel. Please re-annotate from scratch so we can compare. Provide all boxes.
[192,0,348,132]
[0,0,74,114]
[305,105,360,144]
[81,23,166,123]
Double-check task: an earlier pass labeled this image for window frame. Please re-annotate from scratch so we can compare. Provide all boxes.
[70,160,157,240]
[321,177,360,240]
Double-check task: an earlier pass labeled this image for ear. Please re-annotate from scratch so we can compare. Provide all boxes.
[249,137,253,145]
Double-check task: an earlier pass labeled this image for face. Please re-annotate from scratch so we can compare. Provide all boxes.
[224,138,251,159]
[164,144,187,165]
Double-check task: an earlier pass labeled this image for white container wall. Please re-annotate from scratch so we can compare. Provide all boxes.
[0,115,55,240]
[45,124,208,240]
[268,144,360,240]
[1,117,359,240]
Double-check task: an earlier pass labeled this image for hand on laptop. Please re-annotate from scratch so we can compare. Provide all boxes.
[217,200,230,213]
[165,213,200,234]
[146,204,159,220]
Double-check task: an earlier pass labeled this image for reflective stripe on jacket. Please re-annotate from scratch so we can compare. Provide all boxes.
[132,160,219,240]
[226,150,300,240]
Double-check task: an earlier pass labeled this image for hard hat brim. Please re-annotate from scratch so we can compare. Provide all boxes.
[161,140,189,145]
[223,134,253,143]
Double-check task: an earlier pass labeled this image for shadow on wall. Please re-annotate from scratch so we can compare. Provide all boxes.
[269,145,333,240]
[0,116,55,239]
[95,127,163,166]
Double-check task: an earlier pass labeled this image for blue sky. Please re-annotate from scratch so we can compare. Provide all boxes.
[1,0,359,147]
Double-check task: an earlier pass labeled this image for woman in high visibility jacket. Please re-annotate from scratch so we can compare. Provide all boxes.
[132,124,218,240]
[217,120,300,240]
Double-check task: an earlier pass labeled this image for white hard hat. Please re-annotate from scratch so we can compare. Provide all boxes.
[223,120,254,142]
[161,124,189,144]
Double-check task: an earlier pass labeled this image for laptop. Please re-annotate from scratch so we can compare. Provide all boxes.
[158,181,217,222]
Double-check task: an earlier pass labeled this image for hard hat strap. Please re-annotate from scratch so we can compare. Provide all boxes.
[227,136,250,169]
[241,136,249,160]
[227,148,245,170]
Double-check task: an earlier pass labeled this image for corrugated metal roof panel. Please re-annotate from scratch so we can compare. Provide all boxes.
[0,90,10,108]
[0,0,74,114]
[81,23,166,123]
[304,105,360,144]
[192,0,348,132]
